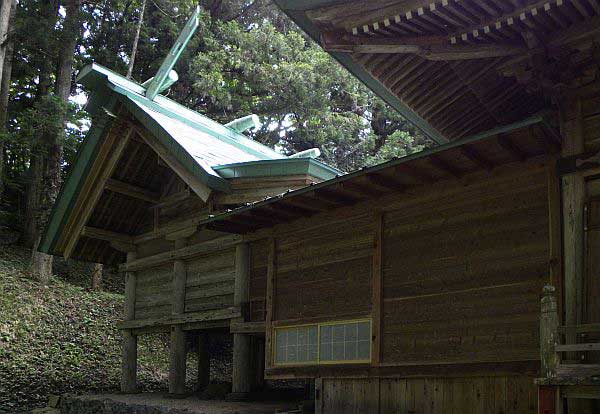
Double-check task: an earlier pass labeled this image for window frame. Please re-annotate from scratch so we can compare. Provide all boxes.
[272,318,372,367]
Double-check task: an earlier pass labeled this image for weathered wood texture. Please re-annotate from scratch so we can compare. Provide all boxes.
[134,264,173,319]
[185,248,235,313]
[248,239,269,322]
[382,164,549,365]
[132,247,235,321]
[319,376,537,414]
[273,213,374,321]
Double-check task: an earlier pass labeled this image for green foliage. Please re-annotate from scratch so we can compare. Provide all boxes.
[0,246,166,412]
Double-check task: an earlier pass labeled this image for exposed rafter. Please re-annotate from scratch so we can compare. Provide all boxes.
[105,178,160,204]
[321,31,526,60]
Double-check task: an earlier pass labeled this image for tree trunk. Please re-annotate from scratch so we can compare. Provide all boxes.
[30,0,81,284]
[126,0,147,79]
[92,263,103,291]
[0,0,16,199]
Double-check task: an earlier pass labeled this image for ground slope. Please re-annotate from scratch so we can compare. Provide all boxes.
[0,246,175,412]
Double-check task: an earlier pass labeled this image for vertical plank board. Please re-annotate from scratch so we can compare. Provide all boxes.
[494,376,507,414]
[547,160,563,320]
[372,211,383,366]
[315,378,323,414]
[264,237,276,369]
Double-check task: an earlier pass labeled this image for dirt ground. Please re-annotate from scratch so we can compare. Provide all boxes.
[70,393,300,414]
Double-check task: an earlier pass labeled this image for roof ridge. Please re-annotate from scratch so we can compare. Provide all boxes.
[79,63,284,161]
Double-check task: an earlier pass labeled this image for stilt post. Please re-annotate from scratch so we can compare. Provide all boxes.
[230,242,254,399]
[169,237,188,395]
[121,251,138,393]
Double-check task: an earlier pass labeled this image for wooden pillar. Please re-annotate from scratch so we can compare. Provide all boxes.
[540,285,560,378]
[196,332,210,391]
[231,242,253,398]
[560,97,585,351]
[121,251,137,393]
[169,237,188,395]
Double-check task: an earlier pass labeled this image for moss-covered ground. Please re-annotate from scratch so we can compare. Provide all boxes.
[0,245,176,413]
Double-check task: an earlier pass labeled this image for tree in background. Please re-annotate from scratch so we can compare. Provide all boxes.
[0,0,430,281]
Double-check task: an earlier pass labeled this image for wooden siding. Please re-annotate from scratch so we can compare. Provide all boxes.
[185,248,235,313]
[382,165,549,366]
[318,376,537,414]
[273,214,374,322]
[134,263,173,319]
[248,239,269,322]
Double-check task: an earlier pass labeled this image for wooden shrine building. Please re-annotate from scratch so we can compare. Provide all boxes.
[41,1,600,413]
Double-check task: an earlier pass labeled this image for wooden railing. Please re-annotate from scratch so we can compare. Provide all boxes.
[539,285,600,385]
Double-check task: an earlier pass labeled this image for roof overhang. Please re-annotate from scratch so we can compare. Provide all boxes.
[189,113,561,234]
[274,0,600,144]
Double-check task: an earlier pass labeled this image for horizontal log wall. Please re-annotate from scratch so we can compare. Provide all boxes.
[133,246,236,320]
[248,239,269,322]
[185,248,235,313]
[273,213,374,322]
[268,160,551,378]
[135,263,173,319]
[319,376,537,414]
[382,164,549,366]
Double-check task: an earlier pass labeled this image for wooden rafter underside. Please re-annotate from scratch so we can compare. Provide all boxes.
[292,0,600,141]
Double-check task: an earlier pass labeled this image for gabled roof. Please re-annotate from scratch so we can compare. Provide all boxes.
[39,63,340,259]
[80,63,286,188]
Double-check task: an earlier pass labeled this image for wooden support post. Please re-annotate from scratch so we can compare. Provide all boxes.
[539,386,558,414]
[169,325,187,395]
[541,285,560,378]
[264,238,276,371]
[372,211,383,366]
[169,237,188,395]
[230,242,253,399]
[196,332,210,391]
[121,251,137,393]
[560,97,585,356]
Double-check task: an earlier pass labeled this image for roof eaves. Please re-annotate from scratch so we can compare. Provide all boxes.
[273,0,448,145]
[195,113,550,228]
[213,158,342,180]
[39,94,121,255]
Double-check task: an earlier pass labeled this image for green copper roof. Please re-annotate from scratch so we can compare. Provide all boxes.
[39,63,342,256]
[214,158,340,180]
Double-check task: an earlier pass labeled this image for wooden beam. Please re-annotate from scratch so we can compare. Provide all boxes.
[561,97,586,360]
[121,251,138,394]
[105,178,160,204]
[372,212,383,366]
[264,238,276,370]
[313,188,361,205]
[497,134,527,162]
[321,31,526,59]
[460,145,494,171]
[82,226,135,245]
[428,154,463,177]
[365,172,407,191]
[117,307,241,330]
[63,128,134,259]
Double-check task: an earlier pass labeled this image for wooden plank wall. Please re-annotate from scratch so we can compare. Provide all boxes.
[273,213,374,322]
[185,248,235,313]
[248,239,269,322]
[133,248,236,319]
[134,263,173,319]
[580,93,600,151]
[320,376,537,414]
[382,165,549,366]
